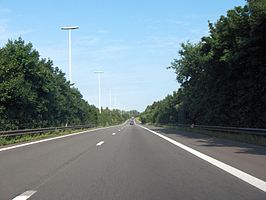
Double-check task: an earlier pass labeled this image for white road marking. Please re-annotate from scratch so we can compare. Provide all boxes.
[122,120,128,126]
[112,133,116,136]
[12,190,36,200]
[137,124,266,192]
[0,125,121,153]
[96,141,104,146]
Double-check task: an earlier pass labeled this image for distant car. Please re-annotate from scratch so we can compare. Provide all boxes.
[130,120,134,125]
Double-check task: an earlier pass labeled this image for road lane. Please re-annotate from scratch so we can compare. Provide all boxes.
[144,124,266,181]
[138,124,266,192]
[0,125,122,200]
[1,123,265,199]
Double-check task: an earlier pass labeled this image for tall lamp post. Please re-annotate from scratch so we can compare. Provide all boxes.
[61,26,79,83]
[94,71,104,113]
[109,88,112,110]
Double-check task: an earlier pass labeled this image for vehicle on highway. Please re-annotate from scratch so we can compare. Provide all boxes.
[130,120,134,125]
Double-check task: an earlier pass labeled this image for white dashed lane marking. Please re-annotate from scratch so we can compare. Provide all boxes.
[12,190,36,200]
[96,141,104,146]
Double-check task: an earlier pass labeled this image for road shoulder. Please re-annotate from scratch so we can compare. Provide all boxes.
[142,124,266,181]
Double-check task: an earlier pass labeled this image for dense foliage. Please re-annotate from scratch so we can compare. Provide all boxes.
[0,38,131,131]
[98,108,139,126]
[141,0,266,128]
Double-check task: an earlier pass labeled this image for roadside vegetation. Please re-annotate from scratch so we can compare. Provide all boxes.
[140,0,266,129]
[0,38,139,131]
[0,128,88,146]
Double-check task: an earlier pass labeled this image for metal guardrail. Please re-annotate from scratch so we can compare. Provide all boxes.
[194,125,266,136]
[166,124,266,136]
[1,123,265,137]
[0,124,94,137]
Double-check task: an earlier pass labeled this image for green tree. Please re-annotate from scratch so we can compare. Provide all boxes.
[142,0,266,128]
[0,38,100,130]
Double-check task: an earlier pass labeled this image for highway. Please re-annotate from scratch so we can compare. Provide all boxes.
[0,122,265,200]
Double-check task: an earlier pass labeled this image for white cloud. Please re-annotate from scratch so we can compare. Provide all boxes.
[38,46,66,61]
[129,35,184,50]
[183,14,217,20]
[0,5,22,18]
[174,20,190,27]
[73,36,131,64]
[0,7,11,13]
[0,20,11,41]
[97,29,111,34]
[76,36,101,45]
[0,19,33,44]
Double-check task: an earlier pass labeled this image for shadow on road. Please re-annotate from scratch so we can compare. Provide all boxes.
[148,126,266,156]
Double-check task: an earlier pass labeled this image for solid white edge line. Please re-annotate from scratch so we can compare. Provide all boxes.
[12,190,36,200]
[0,124,122,153]
[96,141,105,146]
[137,124,266,192]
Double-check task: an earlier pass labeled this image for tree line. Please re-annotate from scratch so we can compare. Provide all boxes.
[0,38,137,131]
[140,0,266,128]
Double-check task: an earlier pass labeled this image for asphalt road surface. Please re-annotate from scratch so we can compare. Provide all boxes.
[0,122,265,200]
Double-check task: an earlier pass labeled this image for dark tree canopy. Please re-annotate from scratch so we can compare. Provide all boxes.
[141,0,266,128]
[0,38,130,130]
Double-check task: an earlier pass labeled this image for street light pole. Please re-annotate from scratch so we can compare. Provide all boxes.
[114,96,117,110]
[109,88,112,110]
[61,26,79,83]
[94,71,104,113]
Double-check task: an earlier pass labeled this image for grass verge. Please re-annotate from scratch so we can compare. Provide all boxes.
[0,128,93,147]
[0,121,127,147]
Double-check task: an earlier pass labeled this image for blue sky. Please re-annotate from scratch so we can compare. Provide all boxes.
[0,0,246,112]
